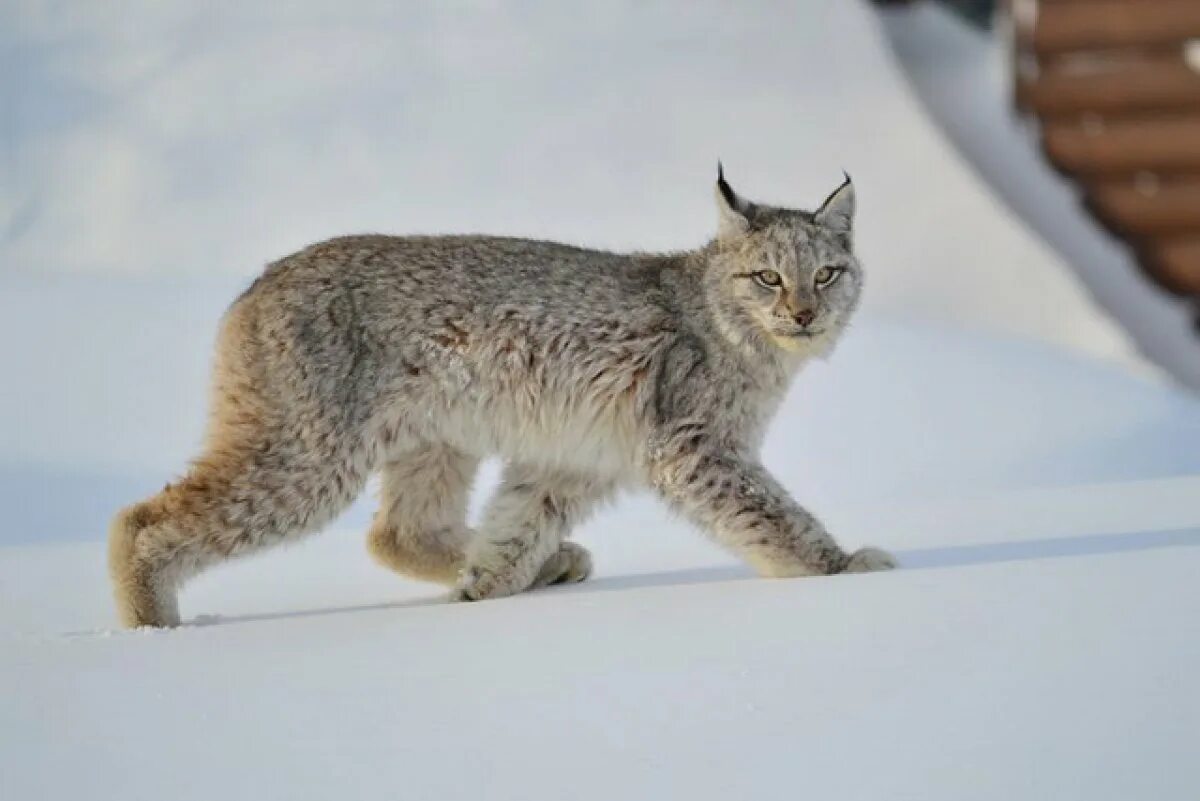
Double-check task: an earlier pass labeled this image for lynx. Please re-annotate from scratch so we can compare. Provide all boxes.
[109,166,896,628]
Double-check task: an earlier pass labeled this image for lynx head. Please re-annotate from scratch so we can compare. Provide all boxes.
[704,165,861,359]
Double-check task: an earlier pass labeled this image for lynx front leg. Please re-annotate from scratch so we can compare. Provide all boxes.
[648,437,895,577]
[453,466,612,602]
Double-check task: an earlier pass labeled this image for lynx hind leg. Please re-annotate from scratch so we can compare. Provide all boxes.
[108,442,367,629]
[366,445,478,586]
[453,467,611,602]
[531,541,594,589]
[109,501,181,628]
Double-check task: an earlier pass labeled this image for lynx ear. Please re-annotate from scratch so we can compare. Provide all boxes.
[814,173,855,236]
[715,162,754,240]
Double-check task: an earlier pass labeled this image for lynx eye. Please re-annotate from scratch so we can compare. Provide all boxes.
[753,269,782,289]
[814,266,842,287]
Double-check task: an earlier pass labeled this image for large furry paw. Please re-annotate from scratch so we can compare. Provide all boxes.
[451,542,594,601]
[842,547,898,574]
[531,542,593,589]
[450,564,526,602]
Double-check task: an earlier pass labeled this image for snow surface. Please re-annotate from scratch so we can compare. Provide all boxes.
[4,476,1200,800]
[4,2,1200,799]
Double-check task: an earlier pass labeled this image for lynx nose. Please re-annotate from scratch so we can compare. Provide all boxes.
[793,308,816,328]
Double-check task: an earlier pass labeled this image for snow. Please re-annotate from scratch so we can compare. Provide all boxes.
[4,477,1200,800]
[4,1,1200,799]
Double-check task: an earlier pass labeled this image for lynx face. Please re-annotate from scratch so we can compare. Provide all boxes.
[709,169,861,356]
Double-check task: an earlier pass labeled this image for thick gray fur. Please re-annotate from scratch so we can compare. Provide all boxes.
[108,167,895,628]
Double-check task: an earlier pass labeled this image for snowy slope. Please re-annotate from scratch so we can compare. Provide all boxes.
[3,476,1200,801]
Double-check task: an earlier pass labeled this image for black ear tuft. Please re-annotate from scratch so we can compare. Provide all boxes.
[714,161,756,239]
[717,160,738,209]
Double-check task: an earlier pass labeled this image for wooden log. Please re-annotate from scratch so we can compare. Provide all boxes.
[1043,116,1200,175]
[1086,178,1200,236]
[1032,1,1200,55]
[1019,56,1200,117]
[1140,236,1200,295]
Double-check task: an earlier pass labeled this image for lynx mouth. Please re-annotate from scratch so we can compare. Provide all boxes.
[770,328,826,353]
[777,328,824,339]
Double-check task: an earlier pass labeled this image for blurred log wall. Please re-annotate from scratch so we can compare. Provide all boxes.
[1013,0,1200,297]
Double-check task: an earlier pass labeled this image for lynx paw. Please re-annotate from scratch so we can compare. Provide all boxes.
[842,547,898,573]
[531,542,593,589]
[452,542,595,601]
[451,565,516,602]
[451,557,538,602]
